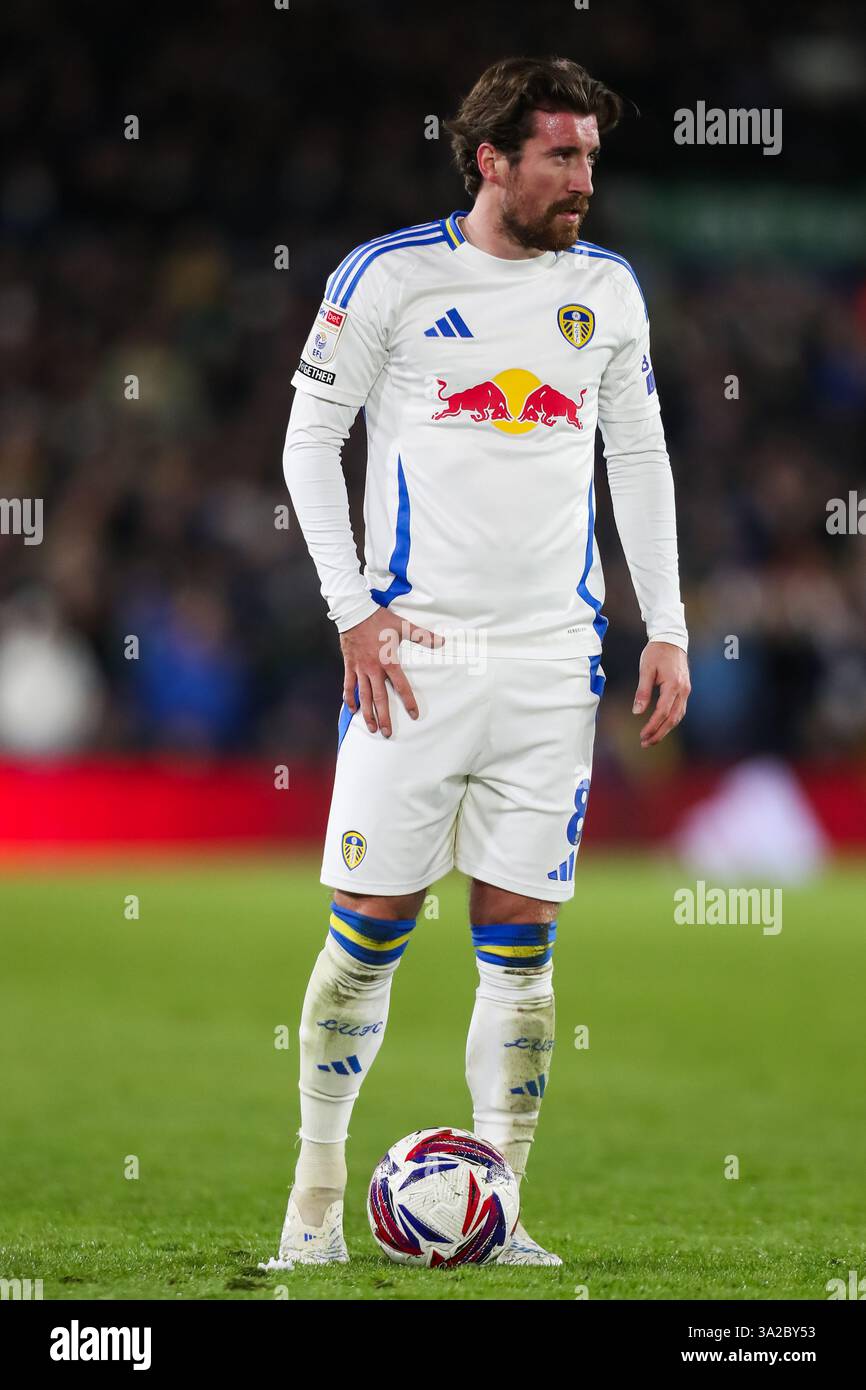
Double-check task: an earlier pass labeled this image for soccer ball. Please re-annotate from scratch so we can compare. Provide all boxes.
[367,1127,520,1266]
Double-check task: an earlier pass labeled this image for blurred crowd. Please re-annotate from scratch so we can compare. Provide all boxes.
[1,0,864,762]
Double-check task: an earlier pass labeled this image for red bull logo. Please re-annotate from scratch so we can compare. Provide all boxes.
[433,379,511,422]
[518,383,586,428]
[431,369,586,434]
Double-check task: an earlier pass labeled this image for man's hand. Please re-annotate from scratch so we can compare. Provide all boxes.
[340,608,444,737]
[632,641,691,748]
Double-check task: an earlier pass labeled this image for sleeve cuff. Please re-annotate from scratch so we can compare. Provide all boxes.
[333,594,380,633]
[646,631,689,654]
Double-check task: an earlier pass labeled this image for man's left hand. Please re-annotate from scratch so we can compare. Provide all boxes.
[632,641,691,748]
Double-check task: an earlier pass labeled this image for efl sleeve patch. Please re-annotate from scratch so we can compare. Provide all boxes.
[303,300,348,366]
[294,270,390,407]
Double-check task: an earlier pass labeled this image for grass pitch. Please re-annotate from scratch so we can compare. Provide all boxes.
[1,854,864,1301]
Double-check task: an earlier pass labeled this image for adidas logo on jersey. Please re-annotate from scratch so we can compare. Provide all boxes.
[423,308,473,338]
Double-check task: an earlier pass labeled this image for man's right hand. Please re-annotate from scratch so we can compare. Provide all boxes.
[339,608,444,737]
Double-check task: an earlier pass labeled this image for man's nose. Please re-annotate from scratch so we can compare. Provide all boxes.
[569,160,593,196]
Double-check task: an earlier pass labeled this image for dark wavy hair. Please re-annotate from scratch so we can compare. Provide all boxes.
[445,56,623,197]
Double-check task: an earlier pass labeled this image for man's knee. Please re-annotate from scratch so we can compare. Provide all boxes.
[332,888,428,921]
[469,879,559,927]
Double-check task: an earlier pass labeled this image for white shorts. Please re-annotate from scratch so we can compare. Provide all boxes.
[320,647,604,903]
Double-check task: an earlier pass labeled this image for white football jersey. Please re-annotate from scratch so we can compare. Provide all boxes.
[291,210,681,659]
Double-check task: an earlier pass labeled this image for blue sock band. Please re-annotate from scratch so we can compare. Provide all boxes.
[329,901,417,966]
[470,921,557,967]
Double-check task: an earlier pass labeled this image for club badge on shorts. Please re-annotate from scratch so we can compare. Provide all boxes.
[342,830,367,870]
[558,304,595,350]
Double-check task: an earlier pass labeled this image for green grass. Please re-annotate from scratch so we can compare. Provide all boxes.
[1,854,864,1300]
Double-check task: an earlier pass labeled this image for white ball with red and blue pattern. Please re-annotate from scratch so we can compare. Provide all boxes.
[367,1127,520,1267]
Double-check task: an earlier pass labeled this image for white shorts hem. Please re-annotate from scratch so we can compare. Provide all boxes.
[454,858,577,904]
[320,858,455,898]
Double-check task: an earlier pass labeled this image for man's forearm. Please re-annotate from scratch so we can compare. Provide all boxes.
[283,389,379,632]
[599,412,689,651]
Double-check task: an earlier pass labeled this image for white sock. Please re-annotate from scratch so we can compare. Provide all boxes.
[465,949,555,1182]
[292,902,416,1223]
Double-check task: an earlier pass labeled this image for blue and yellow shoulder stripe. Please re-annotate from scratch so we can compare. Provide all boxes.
[566,239,648,320]
[325,213,469,310]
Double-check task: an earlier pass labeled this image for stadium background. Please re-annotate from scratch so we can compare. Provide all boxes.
[1,0,865,1301]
